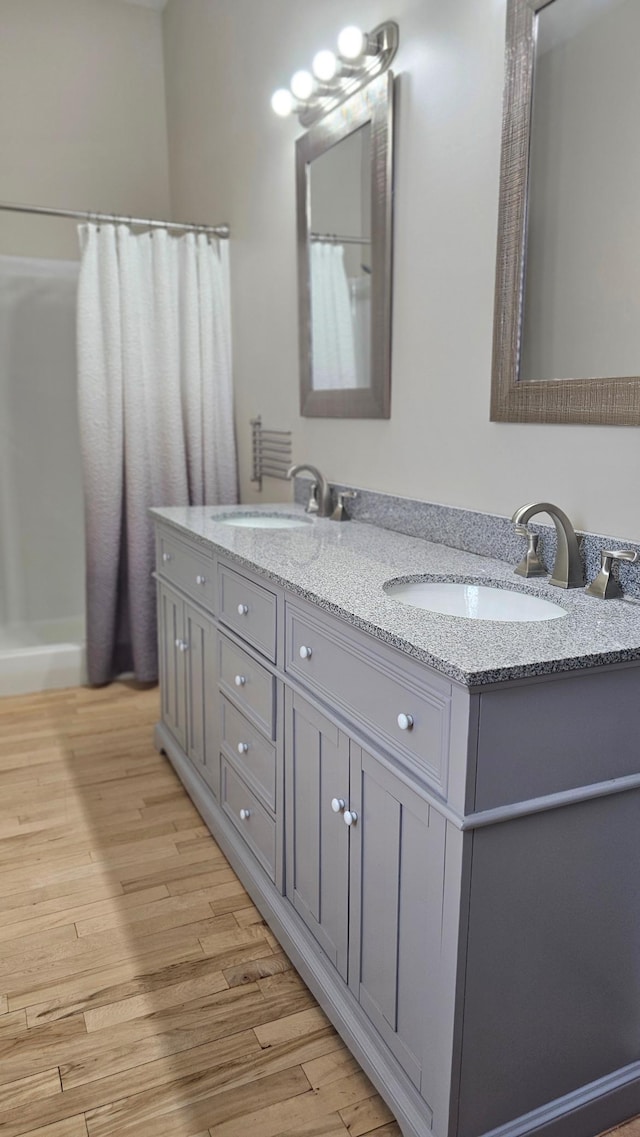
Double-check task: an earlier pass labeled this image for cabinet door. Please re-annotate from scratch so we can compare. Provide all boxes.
[184,603,217,789]
[349,744,446,1097]
[285,690,350,979]
[157,583,187,750]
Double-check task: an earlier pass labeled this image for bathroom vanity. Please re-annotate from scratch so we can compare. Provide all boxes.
[152,503,640,1137]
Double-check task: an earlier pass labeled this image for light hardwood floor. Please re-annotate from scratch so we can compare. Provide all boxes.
[0,683,637,1137]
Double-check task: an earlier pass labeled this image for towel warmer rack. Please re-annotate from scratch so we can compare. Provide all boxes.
[250,415,292,492]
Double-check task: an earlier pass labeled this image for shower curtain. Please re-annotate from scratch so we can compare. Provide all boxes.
[310,243,357,389]
[77,224,237,686]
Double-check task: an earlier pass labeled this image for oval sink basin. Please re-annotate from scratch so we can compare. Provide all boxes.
[384,581,567,622]
[216,513,311,530]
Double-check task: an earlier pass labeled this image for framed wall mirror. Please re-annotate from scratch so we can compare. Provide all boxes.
[296,71,394,418]
[491,0,640,425]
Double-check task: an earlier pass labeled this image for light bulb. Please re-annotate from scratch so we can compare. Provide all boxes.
[337,25,367,60]
[271,88,295,117]
[312,49,339,82]
[290,69,315,100]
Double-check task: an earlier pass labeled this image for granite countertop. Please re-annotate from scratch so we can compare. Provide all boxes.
[151,503,640,688]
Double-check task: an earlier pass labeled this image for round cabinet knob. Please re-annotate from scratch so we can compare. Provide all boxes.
[239,808,251,821]
[344,810,358,827]
[331,797,346,813]
[299,645,312,660]
[397,713,414,731]
[179,641,189,653]
[237,742,249,754]
[234,674,246,687]
[175,637,181,648]
[237,603,249,616]
[196,575,206,585]
[162,552,172,562]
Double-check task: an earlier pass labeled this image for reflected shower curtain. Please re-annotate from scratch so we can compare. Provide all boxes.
[77,225,237,685]
[310,243,357,389]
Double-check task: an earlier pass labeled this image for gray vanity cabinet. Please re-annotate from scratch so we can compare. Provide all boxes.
[157,581,187,752]
[153,518,640,1137]
[157,580,217,789]
[285,685,448,1105]
[285,689,350,979]
[183,602,216,782]
[348,743,447,1100]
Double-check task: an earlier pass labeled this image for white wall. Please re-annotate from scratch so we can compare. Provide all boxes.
[163,0,640,540]
[0,0,171,260]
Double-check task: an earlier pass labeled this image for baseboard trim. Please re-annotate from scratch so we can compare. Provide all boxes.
[480,1061,640,1137]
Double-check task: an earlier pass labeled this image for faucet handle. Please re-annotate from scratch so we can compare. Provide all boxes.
[306,482,320,515]
[514,524,547,578]
[585,548,639,600]
[330,491,357,522]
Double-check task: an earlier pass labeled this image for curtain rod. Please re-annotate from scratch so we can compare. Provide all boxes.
[310,232,370,246]
[0,201,230,238]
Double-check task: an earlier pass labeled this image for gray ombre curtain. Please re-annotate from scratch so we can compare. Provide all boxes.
[77,224,237,685]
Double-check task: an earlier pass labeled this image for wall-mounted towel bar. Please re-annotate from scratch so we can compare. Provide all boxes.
[250,415,293,492]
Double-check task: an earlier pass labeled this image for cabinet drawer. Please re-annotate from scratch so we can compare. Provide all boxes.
[286,602,451,795]
[156,528,215,611]
[220,758,276,881]
[219,634,275,739]
[220,696,276,811]
[218,564,277,661]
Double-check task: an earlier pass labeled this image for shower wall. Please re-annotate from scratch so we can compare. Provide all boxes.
[0,255,85,690]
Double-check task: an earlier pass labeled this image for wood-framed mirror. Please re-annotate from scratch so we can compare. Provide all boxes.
[491,0,640,425]
[296,71,394,418]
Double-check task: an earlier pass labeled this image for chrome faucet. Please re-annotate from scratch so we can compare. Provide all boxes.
[511,502,584,588]
[287,463,333,517]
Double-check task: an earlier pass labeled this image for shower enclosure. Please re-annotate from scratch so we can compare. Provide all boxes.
[0,253,86,695]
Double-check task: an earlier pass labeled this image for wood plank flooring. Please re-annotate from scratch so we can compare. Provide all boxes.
[0,683,637,1137]
[0,683,396,1137]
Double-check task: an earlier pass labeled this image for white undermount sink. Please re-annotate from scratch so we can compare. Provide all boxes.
[384,580,567,622]
[216,513,311,529]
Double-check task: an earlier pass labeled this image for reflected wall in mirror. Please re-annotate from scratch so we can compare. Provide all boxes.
[297,73,393,418]
[491,0,640,425]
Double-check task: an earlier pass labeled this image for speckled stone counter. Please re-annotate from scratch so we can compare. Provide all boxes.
[151,503,640,687]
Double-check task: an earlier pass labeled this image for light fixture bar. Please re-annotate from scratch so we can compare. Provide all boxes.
[300,21,398,127]
[270,20,398,127]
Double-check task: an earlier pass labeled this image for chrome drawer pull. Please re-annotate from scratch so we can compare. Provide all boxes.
[397,713,414,731]
[162,552,172,562]
[344,810,358,827]
[299,645,312,660]
[196,574,206,585]
[239,808,251,821]
[234,674,246,687]
[237,742,249,754]
[331,797,346,813]
[237,603,249,615]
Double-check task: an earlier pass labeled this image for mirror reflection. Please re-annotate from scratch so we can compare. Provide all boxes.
[296,72,393,419]
[308,124,372,391]
[521,0,639,382]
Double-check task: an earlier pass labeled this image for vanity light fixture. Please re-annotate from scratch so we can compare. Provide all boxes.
[271,20,398,127]
[312,50,339,83]
[271,88,297,117]
[290,69,316,101]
